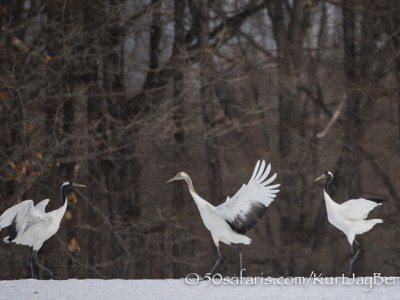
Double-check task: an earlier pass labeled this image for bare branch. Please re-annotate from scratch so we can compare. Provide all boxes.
[316,94,346,139]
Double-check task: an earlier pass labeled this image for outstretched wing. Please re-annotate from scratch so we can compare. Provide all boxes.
[339,197,384,221]
[215,160,280,234]
[0,200,47,242]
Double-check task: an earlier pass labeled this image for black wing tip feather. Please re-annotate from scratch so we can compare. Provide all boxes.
[252,203,267,218]
[365,197,386,204]
[227,220,248,235]
[5,218,18,242]
[226,203,267,235]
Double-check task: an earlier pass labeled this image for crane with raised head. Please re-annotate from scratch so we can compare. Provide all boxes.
[167,160,280,276]
[0,181,86,279]
[315,171,384,277]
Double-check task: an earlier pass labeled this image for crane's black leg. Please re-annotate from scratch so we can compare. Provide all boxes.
[347,244,354,277]
[232,245,243,276]
[35,261,61,280]
[32,251,61,280]
[348,239,361,277]
[352,239,361,264]
[31,250,38,279]
[208,246,223,275]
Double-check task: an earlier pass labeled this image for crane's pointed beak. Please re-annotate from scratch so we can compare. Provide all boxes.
[314,174,325,182]
[166,175,178,183]
[72,183,86,188]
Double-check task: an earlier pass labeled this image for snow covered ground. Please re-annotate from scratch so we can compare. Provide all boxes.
[0,276,399,300]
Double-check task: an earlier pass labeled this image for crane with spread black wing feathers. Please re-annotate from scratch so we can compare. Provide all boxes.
[167,160,280,275]
[0,181,85,279]
[315,171,384,277]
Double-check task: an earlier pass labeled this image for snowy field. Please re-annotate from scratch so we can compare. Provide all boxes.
[0,276,400,300]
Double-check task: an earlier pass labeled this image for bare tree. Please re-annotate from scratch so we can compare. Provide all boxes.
[0,0,399,279]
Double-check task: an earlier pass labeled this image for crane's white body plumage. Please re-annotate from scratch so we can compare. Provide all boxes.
[188,190,252,248]
[315,171,383,276]
[323,189,383,245]
[0,198,67,250]
[168,160,280,273]
[172,160,279,247]
[0,181,85,279]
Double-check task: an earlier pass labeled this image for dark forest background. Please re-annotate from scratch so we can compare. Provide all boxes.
[0,0,399,279]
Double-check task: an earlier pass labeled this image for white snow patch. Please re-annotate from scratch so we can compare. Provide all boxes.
[0,277,399,300]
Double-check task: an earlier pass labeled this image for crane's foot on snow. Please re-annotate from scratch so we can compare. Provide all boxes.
[50,273,62,280]
[30,273,61,280]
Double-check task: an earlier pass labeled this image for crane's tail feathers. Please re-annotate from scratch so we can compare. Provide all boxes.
[365,197,385,204]
[357,219,383,235]
[241,235,252,245]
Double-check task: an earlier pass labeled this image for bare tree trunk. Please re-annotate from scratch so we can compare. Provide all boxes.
[171,0,186,277]
[266,0,313,275]
[196,0,222,204]
[334,0,365,275]
[336,0,362,200]
[393,15,400,153]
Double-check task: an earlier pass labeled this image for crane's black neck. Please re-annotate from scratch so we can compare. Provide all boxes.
[60,183,70,206]
[324,174,333,197]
